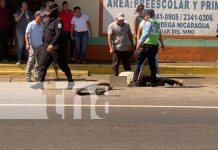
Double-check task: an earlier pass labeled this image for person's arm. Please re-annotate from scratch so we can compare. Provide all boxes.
[108,34,113,55]
[14,9,24,22]
[138,22,152,45]
[47,20,63,52]
[71,17,75,39]
[136,26,143,50]
[127,23,134,51]
[25,32,30,50]
[25,23,31,50]
[132,16,138,40]
[159,33,165,50]
[108,24,113,55]
[87,20,92,37]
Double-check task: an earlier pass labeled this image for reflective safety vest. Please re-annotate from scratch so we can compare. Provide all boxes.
[144,18,160,45]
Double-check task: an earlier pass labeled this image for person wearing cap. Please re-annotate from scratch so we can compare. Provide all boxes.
[37,2,74,83]
[108,12,134,76]
[136,9,165,78]
[24,11,44,82]
[132,9,162,87]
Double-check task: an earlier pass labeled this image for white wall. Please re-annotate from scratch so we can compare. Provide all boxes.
[56,0,100,37]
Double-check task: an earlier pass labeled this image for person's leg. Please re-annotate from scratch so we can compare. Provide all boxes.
[112,50,121,76]
[146,45,158,85]
[33,46,42,79]
[52,49,73,82]
[25,46,35,80]
[80,31,89,63]
[155,54,160,75]
[121,51,131,71]
[157,77,175,86]
[63,31,69,60]
[38,47,52,82]
[133,48,147,82]
[16,29,25,63]
[74,31,81,63]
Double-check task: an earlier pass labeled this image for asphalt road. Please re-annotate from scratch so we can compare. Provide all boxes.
[0,75,218,150]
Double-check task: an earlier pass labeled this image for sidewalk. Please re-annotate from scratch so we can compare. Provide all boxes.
[0,62,217,77]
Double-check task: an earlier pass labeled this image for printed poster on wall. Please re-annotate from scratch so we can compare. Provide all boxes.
[102,0,218,36]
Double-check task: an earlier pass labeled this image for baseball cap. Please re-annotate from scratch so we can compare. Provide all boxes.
[116,12,125,20]
[143,9,154,16]
[34,11,46,17]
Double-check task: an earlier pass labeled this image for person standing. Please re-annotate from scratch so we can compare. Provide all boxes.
[14,1,34,65]
[132,4,144,44]
[71,6,92,64]
[24,11,44,82]
[137,9,165,77]
[132,9,161,86]
[37,2,74,83]
[108,12,134,76]
[0,0,11,62]
[59,1,75,62]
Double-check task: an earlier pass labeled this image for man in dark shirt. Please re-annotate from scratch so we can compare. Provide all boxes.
[37,2,74,84]
[0,0,11,62]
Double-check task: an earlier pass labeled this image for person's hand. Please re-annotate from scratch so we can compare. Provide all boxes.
[47,44,54,53]
[136,43,140,50]
[109,48,114,55]
[20,7,25,14]
[128,45,135,52]
[26,44,30,50]
[134,50,140,59]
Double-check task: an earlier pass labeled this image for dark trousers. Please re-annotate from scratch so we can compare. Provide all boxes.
[133,44,158,84]
[38,44,73,82]
[138,75,176,86]
[63,31,75,60]
[74,31,89,62]
[112,50,131,76]
[0,28,10,60]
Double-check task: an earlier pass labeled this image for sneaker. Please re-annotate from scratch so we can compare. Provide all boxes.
[16,61,21,65]
[25,76,31,82]
[34,76,40,82]
[175,80,183,86]
[30,82,44,89]
[66,82,75,90]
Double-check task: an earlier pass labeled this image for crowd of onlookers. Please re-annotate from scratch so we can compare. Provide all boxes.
[0,0,92,65]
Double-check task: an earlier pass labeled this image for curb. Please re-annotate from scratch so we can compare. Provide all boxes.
[0,64,217,76]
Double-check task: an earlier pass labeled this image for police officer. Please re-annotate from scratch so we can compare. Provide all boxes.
[37,2,74,83]
[132,9,160,87]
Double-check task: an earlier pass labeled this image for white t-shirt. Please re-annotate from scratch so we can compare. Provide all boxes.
[71,14,89,32]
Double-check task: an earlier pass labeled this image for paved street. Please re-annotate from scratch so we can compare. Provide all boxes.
[0,75,218,150]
